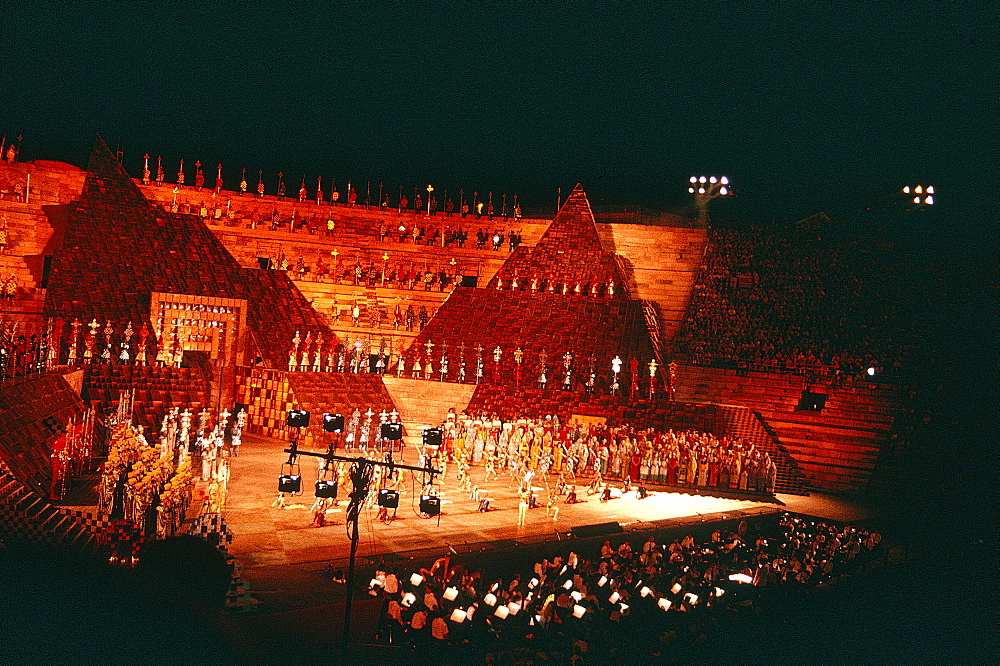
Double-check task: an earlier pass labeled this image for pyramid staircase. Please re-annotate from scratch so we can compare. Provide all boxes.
[0,461,103,547]
[381,376,477,447]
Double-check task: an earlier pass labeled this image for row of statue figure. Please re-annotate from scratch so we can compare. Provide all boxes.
[493,274,620,298]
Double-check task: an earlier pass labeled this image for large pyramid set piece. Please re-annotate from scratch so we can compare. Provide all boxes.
[42,135,336,369]
[409,184,657,412]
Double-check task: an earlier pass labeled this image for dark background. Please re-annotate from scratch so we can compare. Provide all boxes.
[0,1,995,245]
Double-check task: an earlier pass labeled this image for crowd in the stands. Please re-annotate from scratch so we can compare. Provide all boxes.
[676,224,929,379]
[368,513,883,659]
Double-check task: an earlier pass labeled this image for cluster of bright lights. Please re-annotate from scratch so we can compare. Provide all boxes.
[688,175,731,196]
[902,185,934,205]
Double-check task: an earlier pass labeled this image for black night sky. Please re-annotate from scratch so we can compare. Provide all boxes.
[1,1,995,244]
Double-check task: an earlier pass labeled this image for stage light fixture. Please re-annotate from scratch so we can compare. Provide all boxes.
[449,608,467,623]
[443,586,458,601]
[419,495,441,515]
[640,586,653,598]
[903,186,910,193]
[719,186,728,195]
[562,579,573,590]
[658,598,672,611]
[699,176,707,183]
[369,577,384,588]
[698,187,706,194]
[609,591,620,604]
[688,187,696,193]
[494,605,510,619]
[597,576,607,587]
[401,592,416,607]
[924,195,934,205]
[684,592,699,605]
[422,427,443,448]
[572,604,587,618]
[409,573,424,586]
[507,602,521,615]
[714,587,726,597]
[689,176,697,183]
[278,474,301,493]
[671,583,682,594]
[721,176,729,185]
[314,479,337,498]
[322,413,344,433]
[381,422,403,440]
[377,489,400,508]
[571,591,583,602]
[729,573,753,583]
[287,409,310,428]
[709,176,718,184]
[484,592,498,606]
[528,577,539,589]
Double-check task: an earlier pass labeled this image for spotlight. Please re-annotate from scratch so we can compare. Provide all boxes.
[494,605,510,619]
[322,413,344,433]
[278,464,302,493]
[670,583,682,595]
[286,409,310,428]
[689,176,697,183]
[714,587,726,597]
[658,598,672,611]
[719,186,728,195]
[443,587,458,601]
[449,608,467,623]
[683,592,699,605]
[709,176,718,184]
[563,579,573,590]
[381,422,403,440]
[609,591,620,604]
[528,577,539,589]
[688,187,695,194]
[484,593,498,606]
[410,573,424,586]
[572,604,587,618]
[867,365,878,377]
[378,489,399,508]
[699,176,707,183]
[420,495,441,515]
[401,592,416,607]
[902,186,910,193]
[314,479,337,498]
[640,586,653,598]
[422,427,443,448]
[721,176,729,185]
[619,603,629,612]
[597,576,608,587]
[507,602,521,615]
[571,591,583,602]
[924,195,934,205]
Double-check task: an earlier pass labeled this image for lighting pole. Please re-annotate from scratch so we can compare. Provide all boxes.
[427,184,434,216]
[688,175,732,224]
[282,445,439,653]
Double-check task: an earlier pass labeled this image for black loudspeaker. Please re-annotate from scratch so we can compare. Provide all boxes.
[571,522,623,539]
[287,410,310,427]
[796,390,827,412]
[315,480,337,498]
[422,427,443,448]
[323,413,344,433]
[377,489,399,509]
[420,495,441,515]
[460,275,478,288]
[381,422,403,440]
[278,474,302,493]
[257,257,272,269]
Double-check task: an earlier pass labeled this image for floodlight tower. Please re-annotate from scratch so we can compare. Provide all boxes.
[687,175,733,223]
[901,184,935,207]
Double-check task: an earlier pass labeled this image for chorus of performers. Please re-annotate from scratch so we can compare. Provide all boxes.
[48,408,98,500]
[431,411,777,497]
[97,404,243,562]
[368,514,883,656]
[0,320,53,379]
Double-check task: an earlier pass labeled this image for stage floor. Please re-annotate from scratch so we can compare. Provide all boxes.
[223,434,875,609]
